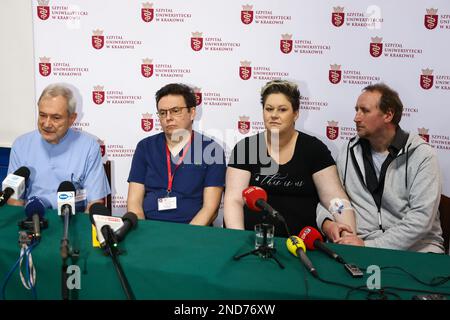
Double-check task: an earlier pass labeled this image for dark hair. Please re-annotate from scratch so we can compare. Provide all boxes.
[363,83,403,125]
[155,83,197,109]
[260,80,300,112]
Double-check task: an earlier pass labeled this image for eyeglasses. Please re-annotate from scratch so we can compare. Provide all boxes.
[156,107,190,118]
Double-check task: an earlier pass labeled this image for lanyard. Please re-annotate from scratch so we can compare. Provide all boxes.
[165,134,193,195]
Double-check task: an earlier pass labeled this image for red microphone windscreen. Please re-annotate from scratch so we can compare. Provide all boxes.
[242,186,267,212]
[298,226,324,250]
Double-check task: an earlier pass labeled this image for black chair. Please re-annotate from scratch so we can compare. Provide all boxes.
[439,195,450,254]
[103,160,112,214]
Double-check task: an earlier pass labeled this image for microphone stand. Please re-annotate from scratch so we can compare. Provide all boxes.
[102,225,135,300]
[60,206,79,300]
[233,215,284,269]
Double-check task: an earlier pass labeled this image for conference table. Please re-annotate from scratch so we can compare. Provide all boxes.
[0,205,449,300]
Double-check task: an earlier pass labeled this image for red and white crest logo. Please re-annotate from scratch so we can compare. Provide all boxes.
[141,58,153,78]
[98,139,106,157]
[38,57,51,77]
[326,121,339,140]
[191,32,203,51]
[418,128,430,143]
[193,87,202,106]
[241,5,254,24]
[329,64,342,84]
[331,6,345,27]
[92,85,105,105]
[420,68,434,90]
[92,29,104,50]
[369,36,383,58]
[424,8,438,30]
[141,2,154,22]
[37,0,50,20]
[141,113,154,132]
[280,34,293,54]
[238,116,250,134]
[239,61,252,80]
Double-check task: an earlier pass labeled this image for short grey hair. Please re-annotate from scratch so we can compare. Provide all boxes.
[38,83,77,115]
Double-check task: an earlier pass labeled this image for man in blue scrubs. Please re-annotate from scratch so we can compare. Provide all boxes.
[127,83,225,225]
[7,83,111,212]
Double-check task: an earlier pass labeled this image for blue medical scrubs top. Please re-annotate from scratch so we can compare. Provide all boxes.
[128,131,226,223]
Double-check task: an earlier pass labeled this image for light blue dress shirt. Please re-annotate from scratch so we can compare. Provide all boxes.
[8,128,111,211]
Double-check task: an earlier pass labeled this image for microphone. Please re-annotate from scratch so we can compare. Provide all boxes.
[24,196,46,239]
[58,181,75,260]
[242,186,284,221]
[89,203,117,247]
[299,226,345,264]
[0,166,30,206]
[89,204,137,246]
[115,212,138,242]
[286,236,318,278]
[57,181,76,216]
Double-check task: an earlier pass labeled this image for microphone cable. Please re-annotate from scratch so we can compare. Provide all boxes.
[19,242,38,296]
[375,265,450,287]
[0,239,39,300]
[312,269,450,300]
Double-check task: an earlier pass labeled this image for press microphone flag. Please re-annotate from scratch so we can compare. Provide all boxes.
[89,203,123,246]
[299,226,346,264]
[57,181,75,216]
[286,236,318,278]
[0,166,30,205]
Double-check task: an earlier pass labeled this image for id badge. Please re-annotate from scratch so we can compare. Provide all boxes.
[75,189,87,202]
[158,196,177,211]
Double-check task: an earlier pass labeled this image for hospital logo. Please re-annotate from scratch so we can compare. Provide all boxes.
[420,68,434,90]
[280,33,293,54]
[191,32,203,51]
[38,57,51,77]
[418,128,429,143]
[37,0,50,20]
[424,8,438,30]
[92,29,104,50]
[141,2,154,23]
[326,121,339,140]
[141,58,153,78]
[239,60,252,80]
[241,5,254,24]
[329,64,342,84]
[98,139,106,157]
[331,6,345,27]
[92,85,105,105]
[141,113,154,132]
[238,116,250,134]
[369,36,383,58]
[193,87,202,106]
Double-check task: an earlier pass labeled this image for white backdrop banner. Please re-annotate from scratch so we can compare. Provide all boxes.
[32,0,450,220]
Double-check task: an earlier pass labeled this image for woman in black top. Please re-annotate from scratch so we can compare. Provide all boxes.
[224,80,355,237]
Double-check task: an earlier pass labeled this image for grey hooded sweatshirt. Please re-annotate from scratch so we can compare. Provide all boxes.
[317,131,444,253]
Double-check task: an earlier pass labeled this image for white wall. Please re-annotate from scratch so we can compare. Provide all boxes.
[0,0,36,147]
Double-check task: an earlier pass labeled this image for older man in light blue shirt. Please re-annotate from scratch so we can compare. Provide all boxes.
[7,83,110,212]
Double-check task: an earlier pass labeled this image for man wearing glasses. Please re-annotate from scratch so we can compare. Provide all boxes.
[127,83,226,225]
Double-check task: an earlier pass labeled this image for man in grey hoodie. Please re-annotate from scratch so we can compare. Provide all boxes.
[317,83,444,253]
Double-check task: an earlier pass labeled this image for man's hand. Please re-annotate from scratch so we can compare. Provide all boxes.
[322,219,354,242]
[335,234,365,247]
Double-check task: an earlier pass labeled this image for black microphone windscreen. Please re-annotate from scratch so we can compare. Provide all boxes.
[14,167,30,180]
[122,212,138,228]
[57,181,76,192]
[88,203,111,225]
